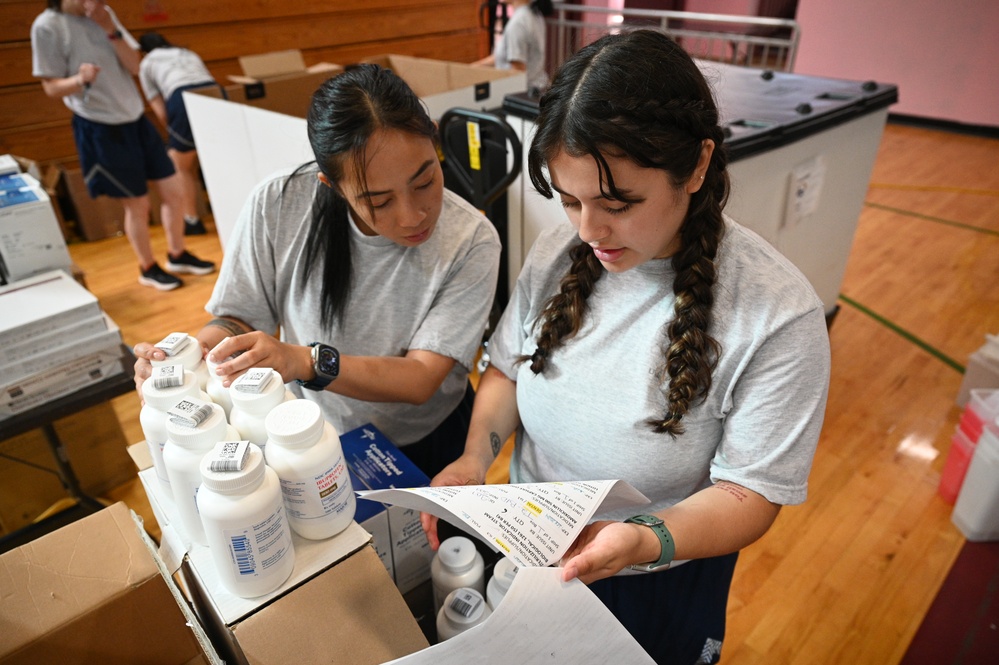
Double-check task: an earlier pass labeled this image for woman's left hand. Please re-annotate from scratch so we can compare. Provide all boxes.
[207,332,309,387]
[559,520,651,584]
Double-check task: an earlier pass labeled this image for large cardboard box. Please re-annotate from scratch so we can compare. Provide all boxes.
[58,166,124,241]
[184,53,525,248]
[0,502,220,664]
[135,454,429,665]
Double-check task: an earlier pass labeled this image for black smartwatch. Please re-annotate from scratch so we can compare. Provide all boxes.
[297,342,339,391]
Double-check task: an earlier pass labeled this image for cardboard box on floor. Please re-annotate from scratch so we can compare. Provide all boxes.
[184,52,525,248]
[128,443,429,665]
[0,502,220,665]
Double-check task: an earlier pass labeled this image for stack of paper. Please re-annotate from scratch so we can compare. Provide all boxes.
[0,270,124,419]
[0,159,73,284]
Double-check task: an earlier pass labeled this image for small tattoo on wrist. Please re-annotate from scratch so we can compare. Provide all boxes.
[490,432,502,457]
[207,318,248,338]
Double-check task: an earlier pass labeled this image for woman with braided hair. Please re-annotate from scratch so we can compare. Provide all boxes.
[424,29,830,663]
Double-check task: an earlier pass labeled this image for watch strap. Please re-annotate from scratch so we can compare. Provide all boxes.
[297,342,337,391]
[625,514,675,571]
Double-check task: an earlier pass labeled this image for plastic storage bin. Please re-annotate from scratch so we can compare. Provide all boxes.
[952,428,999,541]
[938,428,977,505]
[958,389,999,442]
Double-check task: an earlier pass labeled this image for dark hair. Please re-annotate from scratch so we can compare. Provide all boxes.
[301,64,437,329]
[139,32,172,53]
[532,0,555,17]
[525,30,729,437]
[48,0,62,10]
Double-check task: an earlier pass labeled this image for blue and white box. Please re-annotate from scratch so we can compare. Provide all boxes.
[341,424,433,594]
[350,469,393,578]
[0,174,72,283]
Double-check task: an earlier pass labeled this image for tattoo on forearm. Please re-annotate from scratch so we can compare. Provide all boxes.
[490,432,502,457]
[206,318,250,338]
[716,482,748,503]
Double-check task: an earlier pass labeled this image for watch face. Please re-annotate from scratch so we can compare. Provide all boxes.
[315,345,339,378]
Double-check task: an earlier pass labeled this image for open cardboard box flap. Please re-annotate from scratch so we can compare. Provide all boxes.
[228,49,341,85]
[0,502,218,665]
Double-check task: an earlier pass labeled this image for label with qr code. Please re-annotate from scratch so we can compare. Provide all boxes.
[155,332,189,356]
[151,364,184,389]
[207,440,251,472]
[167,396,213,427]
[233,368,273,394]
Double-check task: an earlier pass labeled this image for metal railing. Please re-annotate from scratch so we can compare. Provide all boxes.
[547,3,800,75]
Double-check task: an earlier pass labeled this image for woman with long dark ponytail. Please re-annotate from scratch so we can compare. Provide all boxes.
[426,31,830,662]
[134,64,501,478]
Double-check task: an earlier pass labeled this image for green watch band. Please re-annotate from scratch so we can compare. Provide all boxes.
[625,514,675,571]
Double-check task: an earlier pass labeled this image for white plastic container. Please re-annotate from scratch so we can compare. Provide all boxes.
[431,535,485,614]
[229,368,297,450]
[164,401,240,546]
[263,400,356,540]
[436,587,492,641]
[197,443,296,598]
[152,333,210,391]
[952,426,999,541]
[486,556,519,610]
[140,368,212,496]
[204,357,234,421]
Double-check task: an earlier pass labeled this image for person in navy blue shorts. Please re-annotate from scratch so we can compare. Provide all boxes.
[31,0,215,290]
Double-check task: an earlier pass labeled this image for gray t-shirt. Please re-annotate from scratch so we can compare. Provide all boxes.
[495,5,548,92]
[139,47,215,102]
[489,218,830,519]
[206,165,501,446]
[31,8,143,124]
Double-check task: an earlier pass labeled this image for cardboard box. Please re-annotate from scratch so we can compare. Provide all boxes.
[58,167,124,241]
[0,175,73,283]
[184,53,524,248]
[218,49,344,118]
[0,346,124,420]
[0,270,102,348]
[351,468,393,577]
[135,461,429,665]
[0,502,220,664]
[340,424,434,595]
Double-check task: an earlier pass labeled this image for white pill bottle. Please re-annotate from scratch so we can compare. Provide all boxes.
[431,535,485,614]
[139,367,212,496]
[436,587,492,641]
[204,356,234,421]
[151,332,210,390]
[164,400,239,546]
[197,443,296,598]
[229,368,297,451]
[263,400,356,540]
[486,556,519,610]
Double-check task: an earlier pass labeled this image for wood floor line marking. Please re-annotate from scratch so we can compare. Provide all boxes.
[863,202,999,237]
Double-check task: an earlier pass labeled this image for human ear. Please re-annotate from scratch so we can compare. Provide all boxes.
[685,139,715,194]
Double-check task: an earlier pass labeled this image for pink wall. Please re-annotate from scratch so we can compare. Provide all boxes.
[794,0,999,127]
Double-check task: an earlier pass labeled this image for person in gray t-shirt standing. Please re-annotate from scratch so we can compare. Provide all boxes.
[30,0,215,290]
[133,64,501,479]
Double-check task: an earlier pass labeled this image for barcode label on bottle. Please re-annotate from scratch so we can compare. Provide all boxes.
[231,535,256,575]
[155,332,189,356]
[151,364,184,389]
[207,440,251,472]
[449,589,482,618]
[167,396,213,427]
[233,367,273,394]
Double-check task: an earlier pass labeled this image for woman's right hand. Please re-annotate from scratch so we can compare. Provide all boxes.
[420,455,488,550]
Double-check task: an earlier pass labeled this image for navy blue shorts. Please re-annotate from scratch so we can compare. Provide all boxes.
[165,81,219,152]
[588,552,739,664]
[71,114,175,198]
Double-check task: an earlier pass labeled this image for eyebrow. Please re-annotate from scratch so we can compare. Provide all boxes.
[549,183,633,201]
[357,159,435,200]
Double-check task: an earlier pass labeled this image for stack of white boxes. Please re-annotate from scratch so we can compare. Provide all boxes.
[0,154,73,285]
[0,270,124,420]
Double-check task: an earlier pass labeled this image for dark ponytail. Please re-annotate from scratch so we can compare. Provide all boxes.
[300,64,437,330]
[525,30,729,437]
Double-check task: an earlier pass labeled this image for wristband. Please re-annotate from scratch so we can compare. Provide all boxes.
[625,514,675,571]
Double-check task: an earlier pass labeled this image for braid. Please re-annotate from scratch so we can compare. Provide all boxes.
[521,241,604,373]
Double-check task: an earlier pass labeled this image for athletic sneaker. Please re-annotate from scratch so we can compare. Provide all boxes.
[166,250,216,275]
[184,218,207,235]
[139,263,183,291]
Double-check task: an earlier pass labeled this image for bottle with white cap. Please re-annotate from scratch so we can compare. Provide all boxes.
[229,368,296,451]
[204,356,234,421]
[164,398,239,546]
[263,399,356,540]
[197,441,296,598]
[151,332,209,391]
[436,587,492,641]
[431,535,485,614]
[139,365,212,497]
[486,556,519,610]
